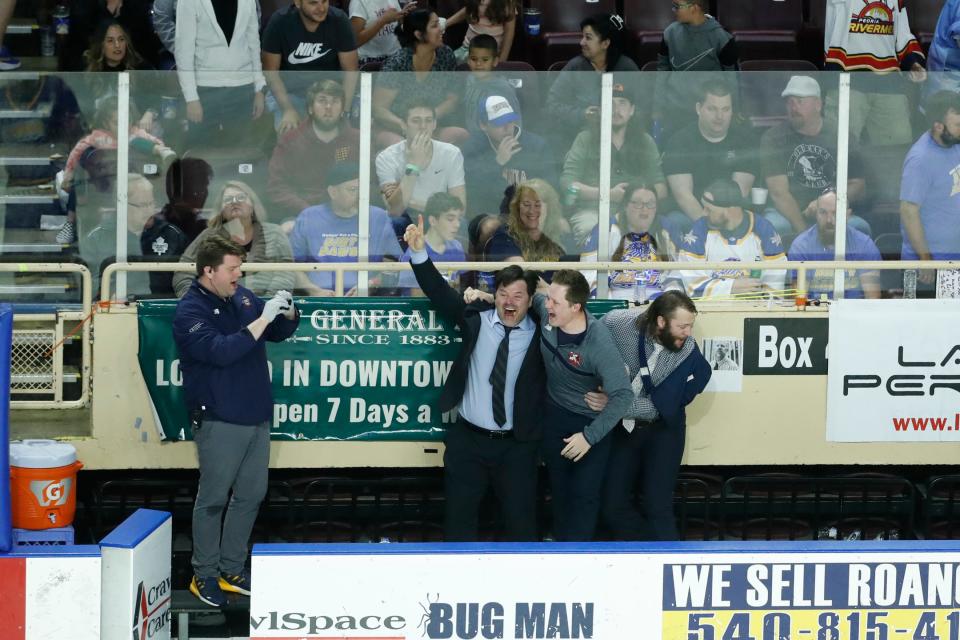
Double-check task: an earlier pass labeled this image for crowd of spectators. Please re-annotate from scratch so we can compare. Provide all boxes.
[1,0,958,302]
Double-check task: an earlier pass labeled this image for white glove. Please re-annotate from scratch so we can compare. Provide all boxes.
[260,295,289,323]
[277,289,295,318]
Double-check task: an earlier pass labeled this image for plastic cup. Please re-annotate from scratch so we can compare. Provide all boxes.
[751,187,768,207]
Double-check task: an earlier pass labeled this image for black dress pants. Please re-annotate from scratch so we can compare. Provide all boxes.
[601,419,685,541]
[541,401,614,542]
[443,419,539,542]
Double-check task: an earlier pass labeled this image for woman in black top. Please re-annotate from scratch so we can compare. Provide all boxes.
[373,8,465,146]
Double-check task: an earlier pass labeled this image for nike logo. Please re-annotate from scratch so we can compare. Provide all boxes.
[287,42,333,65]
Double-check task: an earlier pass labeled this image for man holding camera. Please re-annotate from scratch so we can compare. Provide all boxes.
[173,235,300,606]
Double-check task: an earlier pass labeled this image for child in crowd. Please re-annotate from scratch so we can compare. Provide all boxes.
[58,97,176,243]
[62,99,175,191]
[463,34,520,136]
[446,0,517,63]
[399,192,466,291]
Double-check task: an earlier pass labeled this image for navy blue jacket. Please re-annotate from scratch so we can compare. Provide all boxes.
[640,341,711,431]
[172,279,299,425]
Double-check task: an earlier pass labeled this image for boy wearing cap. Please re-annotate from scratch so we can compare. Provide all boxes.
[677,177,787,297]
[290,162,402,296]
[462,94,557,215]
[561,82,667,245]
[463,34,521,138]
[760,76,867,236]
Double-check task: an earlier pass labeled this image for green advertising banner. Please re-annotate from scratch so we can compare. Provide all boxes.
[138,298,627,441]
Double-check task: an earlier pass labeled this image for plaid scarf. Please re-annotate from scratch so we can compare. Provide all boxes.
[603,308,695,423]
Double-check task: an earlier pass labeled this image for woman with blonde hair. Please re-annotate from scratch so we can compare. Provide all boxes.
[172,180,295,297]
[484,181,566,263]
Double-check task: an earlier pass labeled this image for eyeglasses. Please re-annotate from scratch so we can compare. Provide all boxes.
[223,193,249,205]
[671,1,694,11]
[627,199,657,210]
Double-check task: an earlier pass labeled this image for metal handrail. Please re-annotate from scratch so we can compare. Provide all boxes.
[0,262,91,408]
[100,259,960,303]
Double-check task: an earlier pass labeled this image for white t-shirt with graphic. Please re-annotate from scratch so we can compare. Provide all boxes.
[350,0,402,60]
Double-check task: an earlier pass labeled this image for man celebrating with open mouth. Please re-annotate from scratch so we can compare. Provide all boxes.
[405,216,546,542]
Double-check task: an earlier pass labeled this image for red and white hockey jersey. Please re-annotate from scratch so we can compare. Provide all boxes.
[824,0,925,72]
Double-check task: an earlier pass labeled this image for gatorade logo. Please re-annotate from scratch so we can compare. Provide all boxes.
[30,478,72,506]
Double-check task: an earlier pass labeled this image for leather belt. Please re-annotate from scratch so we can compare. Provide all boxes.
[461,418,514,439]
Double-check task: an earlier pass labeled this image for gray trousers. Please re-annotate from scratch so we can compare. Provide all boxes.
[192,419,270,577]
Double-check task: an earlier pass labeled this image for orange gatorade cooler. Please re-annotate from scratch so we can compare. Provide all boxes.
[9,439,83,530]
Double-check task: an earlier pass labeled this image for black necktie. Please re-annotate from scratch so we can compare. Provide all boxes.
[489,324,515,428]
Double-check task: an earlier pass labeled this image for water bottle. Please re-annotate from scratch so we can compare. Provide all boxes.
[903,269,917,299]
[651,119,664,146]
[633,270,649,303]
[52,3,69,36]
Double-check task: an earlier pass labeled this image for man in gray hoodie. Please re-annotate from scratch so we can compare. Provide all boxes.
[655,0,739,140]
[532,270,633,541]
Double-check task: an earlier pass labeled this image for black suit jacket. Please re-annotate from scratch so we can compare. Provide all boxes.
[412,257,545,441]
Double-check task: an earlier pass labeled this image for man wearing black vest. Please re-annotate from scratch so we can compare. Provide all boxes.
[405,217,545,541]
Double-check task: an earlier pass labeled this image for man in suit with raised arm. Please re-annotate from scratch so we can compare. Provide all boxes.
[404,216,545,541]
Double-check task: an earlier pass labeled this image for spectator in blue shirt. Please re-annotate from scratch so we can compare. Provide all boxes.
[900,91,960,289]
[788,188,881,300]
[290,162,402,295]
[927,0,960,99]
[399,192,466,291]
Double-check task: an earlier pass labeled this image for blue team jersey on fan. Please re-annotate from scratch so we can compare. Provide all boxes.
[787,225,881,299]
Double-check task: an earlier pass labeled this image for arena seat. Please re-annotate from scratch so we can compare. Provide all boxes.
[530,0,617,70]
[622,0,674,68]
[715,0,803,61]
[906,0,943,50]
[260,0,291,31]
[799,0,827,66]
[640,59,658,72]
[546,58,570,72]
[922,475,960,539]
[721,473,915,540]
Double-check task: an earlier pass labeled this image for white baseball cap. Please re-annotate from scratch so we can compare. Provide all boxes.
[781,75,821,98]
[482,95,519,126]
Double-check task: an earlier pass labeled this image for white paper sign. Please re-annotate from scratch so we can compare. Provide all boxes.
[827,299,960,441]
